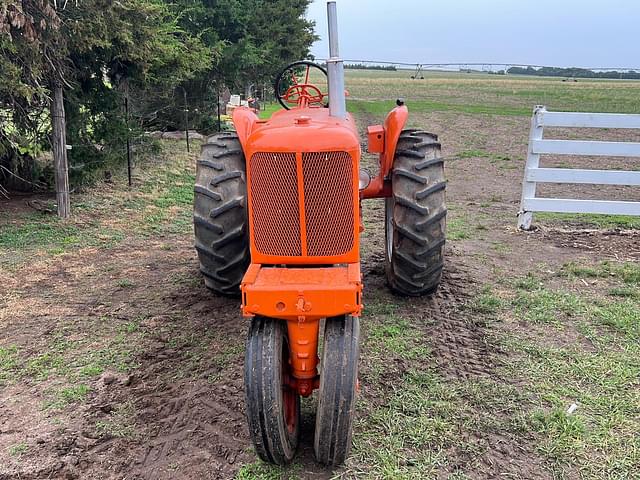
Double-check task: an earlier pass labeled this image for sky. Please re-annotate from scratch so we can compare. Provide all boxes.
[306,0,640,69]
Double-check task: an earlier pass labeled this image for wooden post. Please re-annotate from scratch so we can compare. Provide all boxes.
[51,82,70,218]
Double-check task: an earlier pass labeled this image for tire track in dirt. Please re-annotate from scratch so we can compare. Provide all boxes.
[131,381,248,479]
[423,261,496,380]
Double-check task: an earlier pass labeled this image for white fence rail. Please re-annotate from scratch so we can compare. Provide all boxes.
[517,106,640,229]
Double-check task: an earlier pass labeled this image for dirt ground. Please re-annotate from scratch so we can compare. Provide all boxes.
[1,106,639,479]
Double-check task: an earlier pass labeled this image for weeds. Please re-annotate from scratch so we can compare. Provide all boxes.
[8,443,28,457]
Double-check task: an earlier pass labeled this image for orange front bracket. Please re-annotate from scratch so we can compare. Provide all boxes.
[241,264,363,321]
[241,264,362,395]
[286,318,320,383]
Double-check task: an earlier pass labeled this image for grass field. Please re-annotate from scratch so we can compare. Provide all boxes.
[345,70,640,115]
[1,70,639,479]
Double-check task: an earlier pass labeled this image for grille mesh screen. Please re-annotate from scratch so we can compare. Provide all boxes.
[303,152,354,256]
[249,151,354,258]
[249,152,301,256]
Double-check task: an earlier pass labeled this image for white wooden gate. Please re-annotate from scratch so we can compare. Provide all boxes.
[518,106,640,230]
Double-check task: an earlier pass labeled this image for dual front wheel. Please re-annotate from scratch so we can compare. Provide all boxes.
[244,315,360,466]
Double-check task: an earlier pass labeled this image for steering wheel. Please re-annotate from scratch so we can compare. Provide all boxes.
[274,61,328,110]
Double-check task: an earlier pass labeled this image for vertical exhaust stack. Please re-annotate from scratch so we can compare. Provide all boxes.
[327,1,346,119]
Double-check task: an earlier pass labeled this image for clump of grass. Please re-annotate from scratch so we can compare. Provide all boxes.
[95,402,137,439]
[608,287,637,299]
[115,278,135,288]
[8,442,28,457]
[25,351,67,381]
[456,149,512,165]
[531,408,585,461]
[469,287,502,314]
[513,287,585,326]
[590,299,640,338]
[447,216,472,240]
[235,461,301,480]
[0,346,19,384]
[514,273,542,291]
[560,263,605,279]
[537,212,640,230]
[46,384,90,410]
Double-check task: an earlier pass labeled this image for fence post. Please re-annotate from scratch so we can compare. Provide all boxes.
[517,105,545,230]
[124,93,132,187]
[51,82,71,218]
[217,86,221,133]
[183,88,190,153]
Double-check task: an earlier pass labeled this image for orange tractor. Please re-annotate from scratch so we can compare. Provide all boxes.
[193,1,446,466]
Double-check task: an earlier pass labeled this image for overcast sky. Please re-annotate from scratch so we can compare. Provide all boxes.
[306,0,640,69]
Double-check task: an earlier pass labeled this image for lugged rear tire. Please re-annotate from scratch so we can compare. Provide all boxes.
[385,130,447,296]
[193,132,250,297]
[314,315,360,466]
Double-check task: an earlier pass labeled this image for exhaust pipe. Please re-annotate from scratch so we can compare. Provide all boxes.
[327,1,346,119]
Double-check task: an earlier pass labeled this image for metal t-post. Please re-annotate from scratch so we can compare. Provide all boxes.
[125,95,132,187]
[183,88,190,153]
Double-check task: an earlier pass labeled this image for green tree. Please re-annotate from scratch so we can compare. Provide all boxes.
[167,0,317,131]
[1,0,212,200]
[0,0,318,201]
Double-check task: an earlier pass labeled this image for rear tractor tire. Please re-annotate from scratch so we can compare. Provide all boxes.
[245,317,300,465]
[193,132,250,297]
[385,130,447,296]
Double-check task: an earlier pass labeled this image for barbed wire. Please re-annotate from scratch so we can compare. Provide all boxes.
[0,164,47,190]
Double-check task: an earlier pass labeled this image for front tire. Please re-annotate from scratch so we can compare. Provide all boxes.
[245,318,300,465]
[314,315,360,466]
[193,132,250,296]
[385,130,447,296]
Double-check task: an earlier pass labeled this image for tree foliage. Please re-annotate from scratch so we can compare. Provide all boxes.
[0,0,316,189]
[507,66,640,80]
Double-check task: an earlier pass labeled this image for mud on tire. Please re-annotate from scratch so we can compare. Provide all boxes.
[385,129,446,296]
[314,315,360,466]
[193,133,250,296]
[245,317,300,465]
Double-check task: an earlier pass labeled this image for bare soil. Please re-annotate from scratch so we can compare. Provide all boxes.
[1,110,638,479]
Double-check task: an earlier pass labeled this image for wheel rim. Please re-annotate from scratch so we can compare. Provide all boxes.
[282,342,298,435]
[385,197,394,263]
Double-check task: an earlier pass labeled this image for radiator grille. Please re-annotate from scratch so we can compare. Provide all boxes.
[303,152,354,256]
[249,152,301,256]
[249,151,354,258]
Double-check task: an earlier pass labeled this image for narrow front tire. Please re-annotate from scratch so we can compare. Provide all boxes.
[245,317,300,465]
[314,315,360,466]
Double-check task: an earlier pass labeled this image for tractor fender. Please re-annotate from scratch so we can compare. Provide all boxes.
[380,104,409,177]
[232,107,259,153]
[361,103,408,199]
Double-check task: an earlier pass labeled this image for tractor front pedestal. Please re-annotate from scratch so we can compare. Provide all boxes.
[241,263,361,397]
[241,264,362,465]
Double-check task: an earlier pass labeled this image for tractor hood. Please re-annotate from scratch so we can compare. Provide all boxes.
[232,106,361,157]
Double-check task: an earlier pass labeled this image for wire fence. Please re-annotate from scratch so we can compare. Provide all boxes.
[3,59,640,198]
